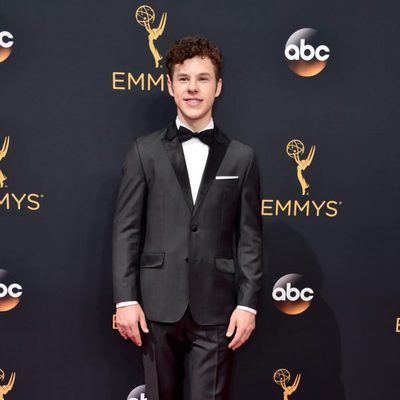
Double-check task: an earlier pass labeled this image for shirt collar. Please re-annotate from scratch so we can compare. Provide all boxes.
[175,115,214,132]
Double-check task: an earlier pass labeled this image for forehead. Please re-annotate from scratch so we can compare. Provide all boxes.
[173,55,215,75]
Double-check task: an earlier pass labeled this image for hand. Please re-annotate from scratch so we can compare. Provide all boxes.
[226,308,256,350]
[115,304,149,346]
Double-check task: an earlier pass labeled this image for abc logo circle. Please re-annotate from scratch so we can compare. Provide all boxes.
[272,274,314,315]
[127,385,146,400]
[0,269,23,312]
[0,31,14,63]
[285,28,330,77]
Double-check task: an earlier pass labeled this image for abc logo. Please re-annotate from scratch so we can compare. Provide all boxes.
[272,274,314,315]
[285,28,330,77]
[0,31,14,63]
[127,385,146,400]
[0,269,23,312]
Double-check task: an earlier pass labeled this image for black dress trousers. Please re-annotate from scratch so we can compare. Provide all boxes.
[142,305,234,400]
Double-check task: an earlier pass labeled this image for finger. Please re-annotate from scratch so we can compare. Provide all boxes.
[228,326,245,349]
[232,340,245,350]
[139,313,149,333]
[232,330,251,350]
[116,322,128,340]
[119,318,135,342]
[230,336,245,350]
[118,327,128,340]
[130,323,142,346]
[226,316,236,337]
[232,324,254,349]
[240,331,252,346]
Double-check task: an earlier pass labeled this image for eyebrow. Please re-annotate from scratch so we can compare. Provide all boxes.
[176,72,212,77]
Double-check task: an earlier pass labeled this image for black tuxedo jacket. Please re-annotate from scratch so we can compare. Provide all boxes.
[112,121,263,325]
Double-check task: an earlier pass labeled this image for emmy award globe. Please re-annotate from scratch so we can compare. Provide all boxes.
[286,139,305,159]
[274,368,291,385]
[273,368,301,399]
[135,5,155,29]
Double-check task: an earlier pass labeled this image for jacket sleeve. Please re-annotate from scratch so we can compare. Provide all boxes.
[112,140,148,304]
[235,149,263,310]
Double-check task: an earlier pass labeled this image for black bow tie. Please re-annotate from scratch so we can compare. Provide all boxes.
[177,125,214,146]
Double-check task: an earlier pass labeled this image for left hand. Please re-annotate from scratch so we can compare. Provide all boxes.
[226,308,256,350]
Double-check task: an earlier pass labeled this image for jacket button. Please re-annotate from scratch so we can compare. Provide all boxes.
[185,257,189,263]
[191,225,198,232]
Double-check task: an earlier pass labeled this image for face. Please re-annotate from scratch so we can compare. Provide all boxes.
[167,55,222,131]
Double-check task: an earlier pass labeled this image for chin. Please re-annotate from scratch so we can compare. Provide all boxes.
[181,111,204,121]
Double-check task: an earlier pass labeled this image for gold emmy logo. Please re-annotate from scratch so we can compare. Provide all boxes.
[0,136,10,188]
[286,139,316,195]
[0,137,44,211]
[261,140,342,218]
[0,369,16,400]
[135,5,167,68]
[273,368,301,400]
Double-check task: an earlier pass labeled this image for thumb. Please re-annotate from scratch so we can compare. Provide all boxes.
[226,315,236,337]
[139,312,149,333]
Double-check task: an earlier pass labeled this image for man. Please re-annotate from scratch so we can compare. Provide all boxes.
[112,36,263,400]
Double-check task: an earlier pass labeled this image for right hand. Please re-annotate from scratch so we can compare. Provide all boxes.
[115,304,149,346]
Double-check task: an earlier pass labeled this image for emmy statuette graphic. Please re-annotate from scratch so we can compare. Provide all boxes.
[0,370,16,400]
[273,368,301,400]
[0,136,10,188]
[135,5,167,68]
[286,139,316,195]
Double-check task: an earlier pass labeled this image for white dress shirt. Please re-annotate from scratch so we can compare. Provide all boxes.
[116,116,257,315]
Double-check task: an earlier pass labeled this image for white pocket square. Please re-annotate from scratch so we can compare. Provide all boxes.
[215,176,239,179]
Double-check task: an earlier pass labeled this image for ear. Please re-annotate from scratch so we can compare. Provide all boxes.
[215,78,222,98]
[167,74,174,97]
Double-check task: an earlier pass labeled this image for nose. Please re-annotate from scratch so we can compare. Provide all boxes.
[187,78,198,93]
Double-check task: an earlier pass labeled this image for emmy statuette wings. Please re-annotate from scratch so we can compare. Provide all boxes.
[0,136,10,188]
[0,370,16,400]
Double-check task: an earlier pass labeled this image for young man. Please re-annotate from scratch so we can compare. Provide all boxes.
[112,36,263,400]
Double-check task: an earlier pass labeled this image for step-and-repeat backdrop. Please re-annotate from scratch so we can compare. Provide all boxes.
[1,0,399,399]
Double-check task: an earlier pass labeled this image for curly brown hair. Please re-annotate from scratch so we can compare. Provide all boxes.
[165,35,223,81]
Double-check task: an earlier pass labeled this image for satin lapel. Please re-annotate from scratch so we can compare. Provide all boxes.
[192,139,229,217]
[162,125,194,213]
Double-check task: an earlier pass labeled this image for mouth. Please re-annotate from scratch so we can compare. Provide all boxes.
[184,98,203,106]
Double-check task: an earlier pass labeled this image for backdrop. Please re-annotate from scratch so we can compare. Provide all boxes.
[1,0,399,399]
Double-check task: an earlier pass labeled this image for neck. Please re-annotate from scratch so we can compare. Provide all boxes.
[177,111,212,132]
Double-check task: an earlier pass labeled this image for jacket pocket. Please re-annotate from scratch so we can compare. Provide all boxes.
[213,178,239,186]
[139,252,165,268]
[215,257,235,273]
